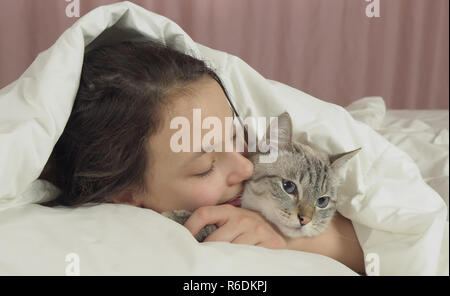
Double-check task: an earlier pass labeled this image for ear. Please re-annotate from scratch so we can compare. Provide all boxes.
[329,148,361,170]
[261,112,293,149]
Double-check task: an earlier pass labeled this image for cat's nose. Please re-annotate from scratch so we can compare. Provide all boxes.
[298,215,311,226]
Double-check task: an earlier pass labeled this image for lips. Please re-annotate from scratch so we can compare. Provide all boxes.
[223,189,244,207]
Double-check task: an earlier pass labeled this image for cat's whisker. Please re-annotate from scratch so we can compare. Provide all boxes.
[277,208,292,219]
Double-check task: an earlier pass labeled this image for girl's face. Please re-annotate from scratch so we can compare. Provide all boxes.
[123,76,254,213]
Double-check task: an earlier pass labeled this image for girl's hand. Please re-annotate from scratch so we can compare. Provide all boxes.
[183,204,288,249]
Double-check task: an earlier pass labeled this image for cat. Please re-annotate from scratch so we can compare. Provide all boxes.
[162,112,360,241]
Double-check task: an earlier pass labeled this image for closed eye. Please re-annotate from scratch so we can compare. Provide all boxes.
[196,160,216,178]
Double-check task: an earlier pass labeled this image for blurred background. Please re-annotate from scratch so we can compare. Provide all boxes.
[0,0,448,109]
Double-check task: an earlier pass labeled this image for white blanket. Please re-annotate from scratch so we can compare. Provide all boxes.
[346,97,449,214]
[0,1,447,275]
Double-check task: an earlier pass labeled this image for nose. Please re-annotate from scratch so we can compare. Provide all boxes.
[227,151,254,186]
[298,215,311,226]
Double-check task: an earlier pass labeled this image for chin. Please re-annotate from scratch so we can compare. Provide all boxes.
[277,224,322,238]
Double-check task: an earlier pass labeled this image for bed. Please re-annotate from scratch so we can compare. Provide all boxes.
[0,1,448,276]
[346,97,449,215]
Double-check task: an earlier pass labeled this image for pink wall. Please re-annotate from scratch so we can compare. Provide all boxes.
[0,0,448,109]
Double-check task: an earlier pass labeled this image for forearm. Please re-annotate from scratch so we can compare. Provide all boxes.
[286,213,365,274]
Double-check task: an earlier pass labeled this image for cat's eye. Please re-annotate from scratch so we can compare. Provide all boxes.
[316,196,329,208]
[282,179,297,195]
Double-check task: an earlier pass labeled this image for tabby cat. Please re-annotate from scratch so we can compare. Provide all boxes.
[162,112,360,241]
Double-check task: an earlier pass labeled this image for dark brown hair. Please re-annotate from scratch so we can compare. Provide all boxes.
[41,39,226,207]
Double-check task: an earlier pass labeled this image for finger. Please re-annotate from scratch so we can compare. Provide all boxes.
[203,220,243,243]
[256,237,285,249]
[231,232,261,246]
[184,205,236,236]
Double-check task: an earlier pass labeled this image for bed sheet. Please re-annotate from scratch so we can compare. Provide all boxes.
[346,98,449,276]
[380,109,449,211]
[346,97,449,214]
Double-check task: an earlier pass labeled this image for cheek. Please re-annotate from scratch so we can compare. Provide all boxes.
[185,179,224,210]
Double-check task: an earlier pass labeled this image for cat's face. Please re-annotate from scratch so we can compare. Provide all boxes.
[241,112,360,238]
[242,142,340,237]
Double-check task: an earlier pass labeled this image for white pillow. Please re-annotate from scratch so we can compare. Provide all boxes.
[0,202,357,276]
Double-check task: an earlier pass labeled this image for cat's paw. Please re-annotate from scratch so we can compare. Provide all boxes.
[194,224,218,242]
[161,209,193,225]
[161,210,218,242]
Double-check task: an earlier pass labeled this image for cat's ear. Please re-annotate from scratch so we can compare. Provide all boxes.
[329,148,361,170]
[262,112,293,149]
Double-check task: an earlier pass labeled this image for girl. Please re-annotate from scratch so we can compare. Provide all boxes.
[40,40,365,274]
